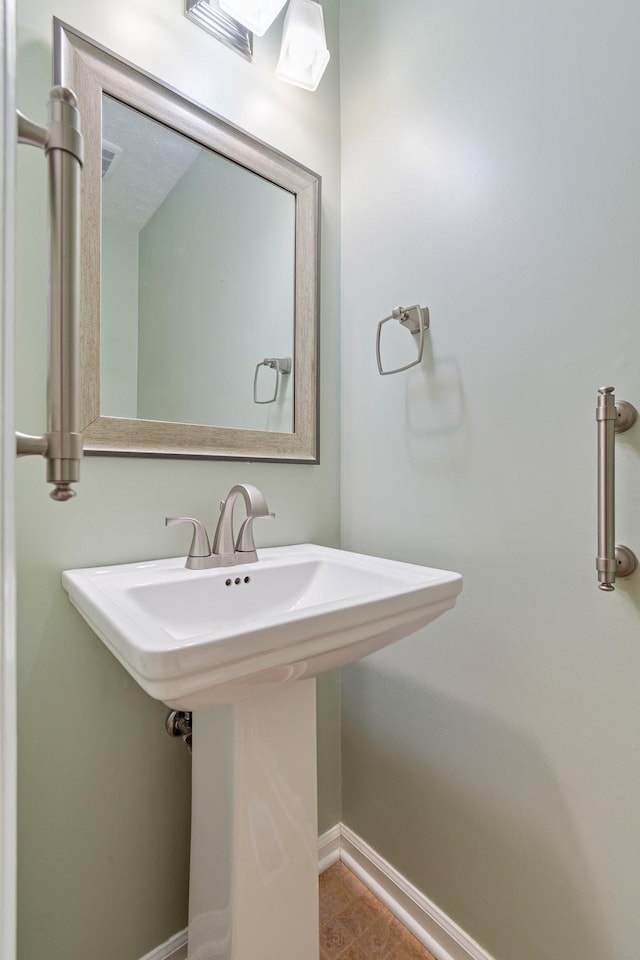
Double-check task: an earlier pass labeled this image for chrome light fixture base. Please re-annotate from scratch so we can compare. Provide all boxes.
[219,0,288,37]
[185,0,253,61]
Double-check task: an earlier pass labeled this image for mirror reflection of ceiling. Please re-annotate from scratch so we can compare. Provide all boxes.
[102,95,202,230]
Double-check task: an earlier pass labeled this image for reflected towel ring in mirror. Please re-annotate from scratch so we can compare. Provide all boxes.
[253,357,292,403]
[376,304,430,376]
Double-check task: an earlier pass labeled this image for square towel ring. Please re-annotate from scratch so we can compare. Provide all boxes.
[253,357,292,403]
[376,304,430,376]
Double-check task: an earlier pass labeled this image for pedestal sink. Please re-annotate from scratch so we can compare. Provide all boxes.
[63,544,462,960]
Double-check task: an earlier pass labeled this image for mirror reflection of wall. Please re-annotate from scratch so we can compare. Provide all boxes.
[100,95,296,434]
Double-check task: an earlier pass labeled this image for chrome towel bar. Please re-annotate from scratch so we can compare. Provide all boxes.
[595,386,637,591]
[16,87,83,501]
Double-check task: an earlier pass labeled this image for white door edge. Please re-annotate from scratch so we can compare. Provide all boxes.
[0,1,17,958]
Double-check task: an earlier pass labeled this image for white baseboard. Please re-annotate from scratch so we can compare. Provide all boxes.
[139,928,188,960]
[318,823,496,960]
[144,823,495,960]
[318,821,341,872]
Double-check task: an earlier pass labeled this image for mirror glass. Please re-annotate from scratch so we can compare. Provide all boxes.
[101,95,295,434]
[55,21,319,461]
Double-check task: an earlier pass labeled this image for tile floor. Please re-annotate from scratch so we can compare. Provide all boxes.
[319,861,436,960]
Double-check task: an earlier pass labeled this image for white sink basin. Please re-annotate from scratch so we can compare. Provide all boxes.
[62,543,462,707]
[64,542,462,960]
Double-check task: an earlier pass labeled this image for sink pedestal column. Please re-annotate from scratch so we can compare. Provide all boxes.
[188,678,319,960]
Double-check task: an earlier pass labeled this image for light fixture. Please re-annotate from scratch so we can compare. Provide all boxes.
[185,0,253,61]
[218,0,287,37]
[276,0,330,91]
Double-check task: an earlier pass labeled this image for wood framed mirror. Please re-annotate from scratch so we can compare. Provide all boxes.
[54,20,320,462]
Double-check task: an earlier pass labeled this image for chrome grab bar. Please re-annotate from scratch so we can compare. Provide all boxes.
[16,87,83,501]
[595,386,637,591]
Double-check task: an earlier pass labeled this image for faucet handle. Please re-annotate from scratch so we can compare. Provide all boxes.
[165,517,212,559]
[235,513,275,557]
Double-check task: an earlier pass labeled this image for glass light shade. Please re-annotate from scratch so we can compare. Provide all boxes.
[218,0,287,37]
[276,0,330,92]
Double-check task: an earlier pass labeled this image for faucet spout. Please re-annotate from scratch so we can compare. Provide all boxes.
[212,483,273,565]
[167,483,274,570]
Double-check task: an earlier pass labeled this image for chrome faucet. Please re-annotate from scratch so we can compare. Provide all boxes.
[166,483,274,570]
[211,483,273,565]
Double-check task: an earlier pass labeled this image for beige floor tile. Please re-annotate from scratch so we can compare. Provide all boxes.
[319,915,356,959]
[336,945,370,960]
[338,869,369,901]
[336,897,379,938]
[319,863,436,960]
[354,916,398,958]
[320,881,354,921]
[385,935,437,960]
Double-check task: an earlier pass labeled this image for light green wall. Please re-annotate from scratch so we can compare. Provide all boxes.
[15,2,341,959]
[340,2,640,959]
[138,150,295,431]
[101,217,139,419]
